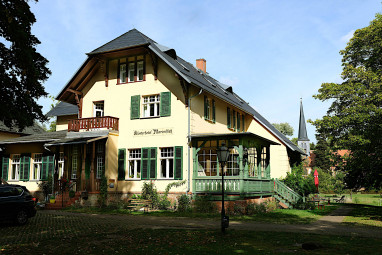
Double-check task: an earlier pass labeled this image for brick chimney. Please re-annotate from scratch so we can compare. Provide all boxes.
[196,59,206,73]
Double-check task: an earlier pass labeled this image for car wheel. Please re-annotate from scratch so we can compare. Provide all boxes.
[15,209,28,225]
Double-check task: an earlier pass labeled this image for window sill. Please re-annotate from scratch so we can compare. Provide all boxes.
[117,79,145,85]
[140,116,160,119]
[204,118,215,124]
[126,178,141,181]
[158,178,175,180]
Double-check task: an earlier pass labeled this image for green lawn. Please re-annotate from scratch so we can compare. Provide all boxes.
[63,205,338,225]
[321,193,382,206]
[343,204,382,228]
[2,228,381,255]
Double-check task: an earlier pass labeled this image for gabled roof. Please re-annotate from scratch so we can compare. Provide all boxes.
[88,29,151,55]
[46,102,78,117]
[58,29,304,155]
[0,121,45,135]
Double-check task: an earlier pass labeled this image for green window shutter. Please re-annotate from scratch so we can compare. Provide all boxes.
[47,156,55,179]
[141,148,149,180]
[41,155,49,181]
[160,92,171,117]
[149,147,157,179]
[212,100,216,123]
[1,155,10,181]
[227,107,231,128]
[204,96,208,119]
[174,146,183,180]
[118,149,126,180]
[242,115,245,132]
[237,112,240,132]
[20,154,31,181]
[130,95,140,119]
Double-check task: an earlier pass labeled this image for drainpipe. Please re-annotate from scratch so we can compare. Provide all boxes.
[187,88,203,194]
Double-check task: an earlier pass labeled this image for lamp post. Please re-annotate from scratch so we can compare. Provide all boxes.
[217,142,230,233]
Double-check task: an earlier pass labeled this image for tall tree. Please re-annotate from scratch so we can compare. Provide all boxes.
[272,122,294,137]
[313,133,331,171]
[311,13,382,190]
[0,0,50,130]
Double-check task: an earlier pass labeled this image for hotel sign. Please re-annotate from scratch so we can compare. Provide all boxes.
[133,128,173,136]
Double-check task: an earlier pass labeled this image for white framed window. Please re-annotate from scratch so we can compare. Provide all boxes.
[10,154,20,180]
[58,152,64,179]
[119,63,127,83]
[128,149,141,179]
[143,94,160,117]
[160,147,174,179]
[197,149,218,177]
[226,149,239,176]
[128,62,135,82]
[32,153,42,180]
[96,143,105,179]
[94,102,104,117]
[137,61,144,81]
[71,146,78,179]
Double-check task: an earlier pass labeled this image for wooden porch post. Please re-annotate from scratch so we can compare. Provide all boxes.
[192,147,199,196]
[81,144,86,191]
[256,146,262,179]
[238,145,245,196]
[90,142,96,191]
[266,146,270,179]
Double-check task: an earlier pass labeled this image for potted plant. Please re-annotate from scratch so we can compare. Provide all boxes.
[49,194,56,204]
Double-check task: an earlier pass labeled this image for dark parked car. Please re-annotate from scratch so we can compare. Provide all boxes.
[0,184,37,225]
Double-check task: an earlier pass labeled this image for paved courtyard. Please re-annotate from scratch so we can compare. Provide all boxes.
[1,205,381,248]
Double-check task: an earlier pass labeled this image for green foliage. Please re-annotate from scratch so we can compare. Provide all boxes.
[282,164,316,196]
[290,137,298,145]
[177,194,191,212]
[313,133,332,171]
[38,173,53,198]
[141,181,159,208]
[0,0,51,130]
[192,195,217,213]
[310,13,382,190]
[272,122,294,137]
[98,175,108,208]
[68,190,75,198]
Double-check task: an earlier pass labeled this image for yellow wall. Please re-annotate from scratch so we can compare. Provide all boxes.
[80,55,189,193]
[3,143,47,192]
[57,115,78,131]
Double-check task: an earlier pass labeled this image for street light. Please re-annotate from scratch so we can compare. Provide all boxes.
[217,142,230,233]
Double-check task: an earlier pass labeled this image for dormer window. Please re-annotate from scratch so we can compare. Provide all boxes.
[94,101,104,117]
[117,55,145,84]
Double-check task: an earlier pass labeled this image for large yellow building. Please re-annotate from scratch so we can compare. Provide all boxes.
[0,29,303,204]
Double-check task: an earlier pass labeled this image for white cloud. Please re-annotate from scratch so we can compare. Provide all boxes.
[341,29,355,43]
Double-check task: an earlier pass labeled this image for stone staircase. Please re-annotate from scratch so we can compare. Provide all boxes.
[273,179,302,209]
[45,191,81,210]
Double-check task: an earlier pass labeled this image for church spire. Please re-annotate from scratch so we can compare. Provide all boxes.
[297,99,310,155]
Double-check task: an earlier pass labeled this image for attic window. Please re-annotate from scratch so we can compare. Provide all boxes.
[226,87,233,93]
[175,59,189,71]
[202,75,216,88]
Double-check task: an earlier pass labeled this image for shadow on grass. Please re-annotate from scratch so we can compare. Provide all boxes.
[343,204,382,228]
[62,205,338,225]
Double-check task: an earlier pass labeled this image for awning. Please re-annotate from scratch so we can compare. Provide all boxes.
[45,136,108,146]
[191,132,280,146]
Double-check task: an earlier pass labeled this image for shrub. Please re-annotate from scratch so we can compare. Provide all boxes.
[69,190,75,198]
[245,202,267,215]
[158,196,171,210]
[193,195,217,213]
[98,175,108,208]
[283,164,316,196]
[141,181,160,208]
[177,194,191,212]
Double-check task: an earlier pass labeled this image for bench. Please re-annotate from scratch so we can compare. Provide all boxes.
[334,195,345,203]
[127,199,152,212]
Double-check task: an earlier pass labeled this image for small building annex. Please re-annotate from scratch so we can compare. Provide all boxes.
[0,29,304,203]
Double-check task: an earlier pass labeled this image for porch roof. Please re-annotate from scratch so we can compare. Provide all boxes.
[190,132,280,146]
[45,135,108,146]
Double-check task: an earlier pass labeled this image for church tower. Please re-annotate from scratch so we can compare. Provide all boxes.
[297,99,310,155]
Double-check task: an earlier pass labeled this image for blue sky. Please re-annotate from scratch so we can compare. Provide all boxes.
[30,0,381,142]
